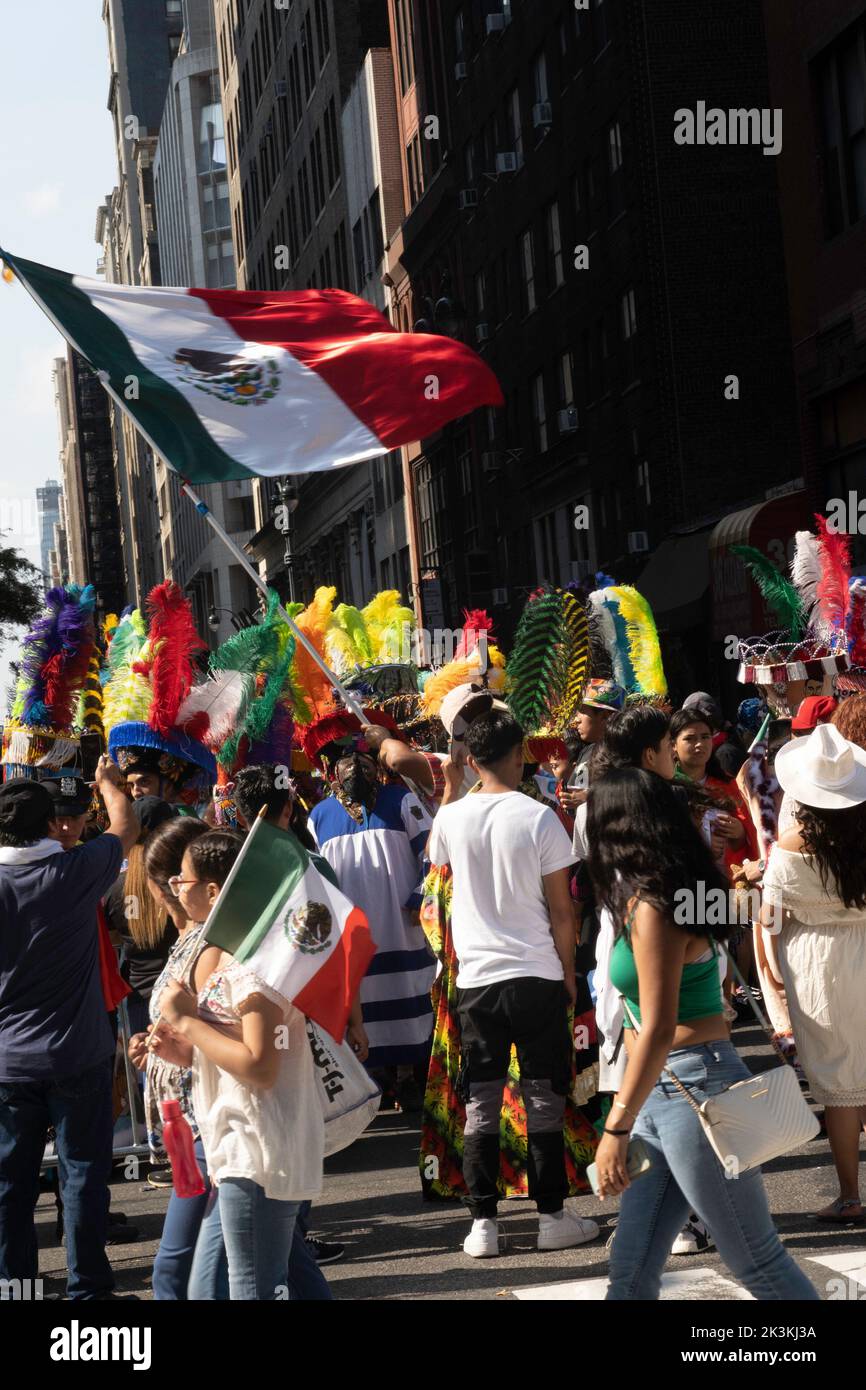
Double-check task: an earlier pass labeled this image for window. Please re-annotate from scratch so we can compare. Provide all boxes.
[592,0,610,54]
[558,351,575,408]
[367,189,384,268]
[165,0,182,13]
[464,138,476,185]
[315,0,330,68]
[455,7,466,60]
[334,220,350,288]
[546,202,564,288]
[287,187,300,264]
[395,0,417,95]
[299,159,312,240]
[621,287,637,339]
[506,87,523,167]
[458,440,480,551]
[324,98,340,188]
[301,11,315,99]
[532,372,548,452]
[353,217,368,288]
[520,228,536,314]
[475,268,486,317]
[312,127,326,215]
[816,23,866,235]
[533,50,549,105]
[608,120,623,172]
[406,133,424,205]
[288,47,303,129]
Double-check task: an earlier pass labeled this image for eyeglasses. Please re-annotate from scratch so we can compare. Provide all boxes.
[167,875,198,897]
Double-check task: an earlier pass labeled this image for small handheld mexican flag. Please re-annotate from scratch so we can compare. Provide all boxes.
[203,814,374,1042]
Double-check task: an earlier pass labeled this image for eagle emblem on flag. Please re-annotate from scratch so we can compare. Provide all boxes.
[171,347,281,406]
[286,901,333,955]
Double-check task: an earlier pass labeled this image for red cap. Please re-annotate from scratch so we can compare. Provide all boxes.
[792,695,838,733]
[160,1099,181,1121]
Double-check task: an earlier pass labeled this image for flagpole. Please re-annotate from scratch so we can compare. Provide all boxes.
[180,480,371,727]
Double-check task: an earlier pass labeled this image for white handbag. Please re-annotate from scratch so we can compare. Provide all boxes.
[306,1021,381,1158]
[622,952,819,1174]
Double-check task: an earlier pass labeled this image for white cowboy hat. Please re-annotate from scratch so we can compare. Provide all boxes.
[774,722,866,810]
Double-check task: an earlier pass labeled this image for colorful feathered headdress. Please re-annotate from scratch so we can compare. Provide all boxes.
[421,608,506,717]
[2,585,97,778]
[104,582,215,789]
[503,587,592,734]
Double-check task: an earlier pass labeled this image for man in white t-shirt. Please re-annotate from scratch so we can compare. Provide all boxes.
[427,710,600,1259]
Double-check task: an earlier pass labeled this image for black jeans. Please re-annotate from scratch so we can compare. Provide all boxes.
[456,976,572,1219]
[0,1057,114,1299]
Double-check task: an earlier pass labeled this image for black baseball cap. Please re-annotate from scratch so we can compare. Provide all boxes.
[41,776,92,816]
[0,779,54,836]
[132,796,177,837]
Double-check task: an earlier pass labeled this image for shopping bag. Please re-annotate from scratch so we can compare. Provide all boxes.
[306,1020,381,1157]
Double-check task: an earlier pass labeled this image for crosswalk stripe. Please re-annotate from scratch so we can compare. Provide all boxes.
[512,1266,754,1301]
[805,1249,866,1288]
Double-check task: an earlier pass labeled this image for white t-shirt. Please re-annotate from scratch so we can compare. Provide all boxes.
[427,791,576,988]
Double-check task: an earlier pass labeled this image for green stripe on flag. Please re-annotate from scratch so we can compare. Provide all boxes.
[1,249,255,484]
[204,817,310,962]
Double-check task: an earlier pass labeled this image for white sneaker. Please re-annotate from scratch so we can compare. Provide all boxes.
[671,1214,715,1256]
[537,1207,600,1251]
[463,1217,500,1258]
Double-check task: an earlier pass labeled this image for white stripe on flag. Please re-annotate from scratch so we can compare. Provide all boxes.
[363,1015,434,1049]
[72,277,384,474]
[244,862,354,993]
[359,965,436,1004]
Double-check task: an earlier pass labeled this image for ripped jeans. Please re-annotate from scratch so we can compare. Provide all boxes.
[456,976,572,1218]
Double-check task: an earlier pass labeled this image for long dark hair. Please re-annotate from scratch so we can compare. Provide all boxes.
[591,705,669,781]
[796,802,866,909]
[587,767,732,939]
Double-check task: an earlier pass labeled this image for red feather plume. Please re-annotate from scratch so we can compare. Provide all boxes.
[849,580,866,667]
[815,514,851,634]
[455,609,495,659]
[146,581,207,737]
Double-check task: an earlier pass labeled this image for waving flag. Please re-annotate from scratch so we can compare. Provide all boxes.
[202,815,375,1042]
[1,248,503,482]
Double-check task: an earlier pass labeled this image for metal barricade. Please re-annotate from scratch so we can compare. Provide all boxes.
[40,997,150,1172]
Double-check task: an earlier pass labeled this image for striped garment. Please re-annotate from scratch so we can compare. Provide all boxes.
[309,785,435,1068]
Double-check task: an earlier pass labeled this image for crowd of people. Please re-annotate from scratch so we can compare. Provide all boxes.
[3,664,866,1302]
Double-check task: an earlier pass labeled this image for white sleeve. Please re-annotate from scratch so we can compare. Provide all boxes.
[571,802,589,860]
[427,808,450,867]
[538,806,577,875]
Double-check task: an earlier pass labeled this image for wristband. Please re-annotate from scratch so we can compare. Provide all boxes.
[603,1126,631,1137]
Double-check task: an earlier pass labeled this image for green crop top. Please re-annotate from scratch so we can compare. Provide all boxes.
[609,918,723,1028]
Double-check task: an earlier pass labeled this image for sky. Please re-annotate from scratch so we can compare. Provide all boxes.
[0,2,117,690]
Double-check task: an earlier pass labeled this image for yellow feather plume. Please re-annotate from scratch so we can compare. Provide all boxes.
[610,585,667,697]
[361,591,415,663]
[421,643,506,715]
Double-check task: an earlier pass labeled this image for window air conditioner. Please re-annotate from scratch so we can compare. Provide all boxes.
[558,407,579,434]
[495,152,518,174]
[458,188,479,209]
[627,530,650,554]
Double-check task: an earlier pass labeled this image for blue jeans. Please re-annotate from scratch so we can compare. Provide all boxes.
[607,1040,819,1301]
[152,1137,222,1300]
[188,1186,332,1301]
[0,1057,114,1300]
[188,1178,301,1301]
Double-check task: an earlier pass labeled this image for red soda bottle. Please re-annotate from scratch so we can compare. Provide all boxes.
[160,1099,205,1197]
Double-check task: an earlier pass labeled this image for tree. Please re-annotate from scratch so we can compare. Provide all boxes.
[0,536,44,650]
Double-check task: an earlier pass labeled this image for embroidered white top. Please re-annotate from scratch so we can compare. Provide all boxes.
[191,960,324,1201]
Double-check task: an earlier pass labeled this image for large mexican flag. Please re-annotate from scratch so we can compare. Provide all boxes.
[202,815,375,1042]
[1,248,503,481]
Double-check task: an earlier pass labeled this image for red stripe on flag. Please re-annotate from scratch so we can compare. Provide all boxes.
[292,906,376,1043]
[189,287,503,447]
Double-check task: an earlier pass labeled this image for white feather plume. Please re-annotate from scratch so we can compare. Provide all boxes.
[588,590,618,673]
[177,670,256,751]
[790,531,827,639]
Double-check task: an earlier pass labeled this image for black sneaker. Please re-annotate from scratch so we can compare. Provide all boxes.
[305,1234,345,1266]
[146,1164,173,1188]
[671,1215,715,1256]
[395,1074,424,1114]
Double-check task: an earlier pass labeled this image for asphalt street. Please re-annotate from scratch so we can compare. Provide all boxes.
[33,1019,866,1302]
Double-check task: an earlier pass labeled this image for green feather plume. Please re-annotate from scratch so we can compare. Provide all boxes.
[730,545,805,638]
[555,592,590,731]
[506,589,568,733]
[610,586,667,697]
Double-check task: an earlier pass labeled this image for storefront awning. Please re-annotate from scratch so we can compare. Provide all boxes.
[637,530,711,632]
[709,490,811,640]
